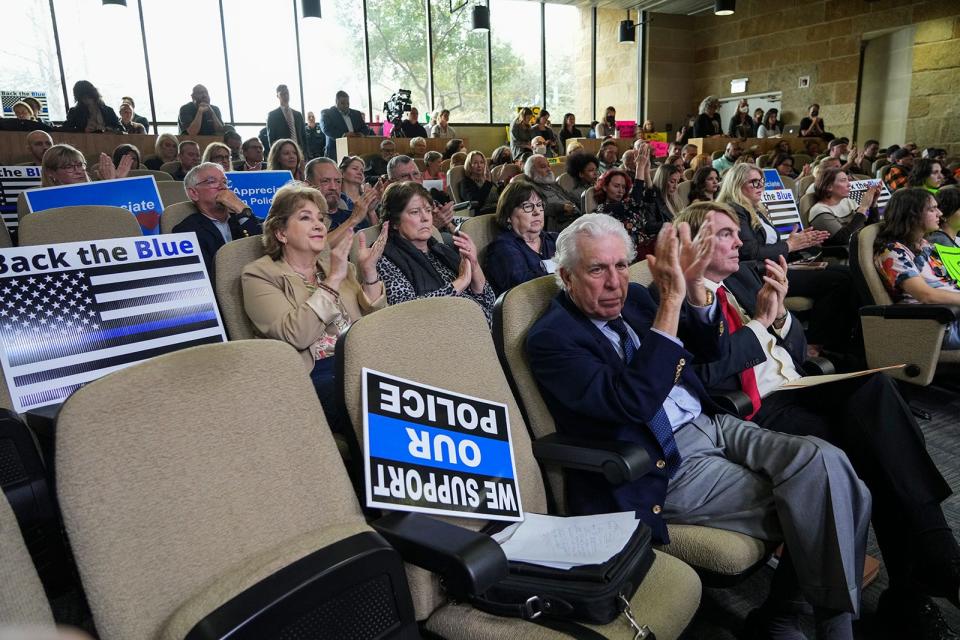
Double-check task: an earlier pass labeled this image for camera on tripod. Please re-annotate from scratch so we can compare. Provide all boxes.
[383,89,412,127]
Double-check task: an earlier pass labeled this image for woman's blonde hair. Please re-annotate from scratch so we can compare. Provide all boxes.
[154,133,179,160]
[41,144,86,187]
[716,163,763,229]
[464,150,486,177]
[261,182,329,261]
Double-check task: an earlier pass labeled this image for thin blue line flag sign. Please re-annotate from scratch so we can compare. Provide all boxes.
[24,175,164,235]
[363,368,524,521]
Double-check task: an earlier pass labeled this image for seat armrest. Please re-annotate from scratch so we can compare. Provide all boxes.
[860,304,960,323]
[372,511,508,599]
[531,432,654,485]
[802,356,835,376]
[710,390,753,418]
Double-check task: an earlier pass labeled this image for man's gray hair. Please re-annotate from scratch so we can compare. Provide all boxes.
[183,162,224,189]
[522,154,543,178]
[554,213,636,290]
[387,154,415,180]
[304,156,337,182]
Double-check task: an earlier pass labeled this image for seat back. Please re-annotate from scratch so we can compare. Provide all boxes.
[160,200,199,235]
[446,166,465,203]
[629,259,654,286]
[555,172,575,195]
[158,160,182,177]
[878,164,893,182]
[796,175,814,197]
[792,153,812,167]
[440,158,451,173]
[157,180,188,208]
[19,206,142,246]
[56,341,381,640]
[872,158,891,176]
[0,219,11,248]
[780,175,797,198]
[756,154,770,168]
[850,224,892,306]
[676,180,692,205]
[17,192,30,222]
[496,163,522,185]
[214,236,265,340]
[128,169,174,181]
[683,168,694,180]
[457,213,499,268]
[798,193,817,227]
[0,491,54,627]
[581,185,597,213]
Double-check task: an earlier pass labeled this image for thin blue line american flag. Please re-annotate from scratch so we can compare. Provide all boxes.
[848,180,892,214]
[0,254,226,412]
[761,189,802,239]
[0,167,42,238]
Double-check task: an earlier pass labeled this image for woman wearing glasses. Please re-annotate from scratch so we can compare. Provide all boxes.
[485,181,559,294]
[40,143,132,187]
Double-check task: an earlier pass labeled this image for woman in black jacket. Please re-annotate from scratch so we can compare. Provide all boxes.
[64,80,122,133]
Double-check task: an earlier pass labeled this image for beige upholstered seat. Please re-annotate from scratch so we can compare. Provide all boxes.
[0,492,54,627]
[682,168,694,181]
[157,181,188,208]
[19,205,142,246]
[851,225,960,386]
[798,192,817,227]
[128,168,174,181]
[676,180,692,205]
[160,200,199,234]
[158,160,182,177]
[17,192,30,222]
[457,213,499,268]
[581,186,597,214]
[496,271,769,583]
[339,297,701,639]
[0,219,11,248]
[780,175,796,198]
[447,165,466,203]
[56,341,409,640]
[872,158,891,177]
[795,175,814,197]
[555,172,575,195]
[792,153,812,167]
[213,236,265,340]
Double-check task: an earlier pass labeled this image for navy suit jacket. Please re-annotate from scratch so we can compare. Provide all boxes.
[266,107,305,151]
[526,283,726,543]
[172,212,262,283]
[319,107,374,159]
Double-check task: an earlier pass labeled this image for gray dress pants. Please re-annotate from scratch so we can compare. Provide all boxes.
[661,413,871,615]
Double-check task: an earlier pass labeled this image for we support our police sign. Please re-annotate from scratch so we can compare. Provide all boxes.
[363,369,523,522]
[24,176,163,235]
[225,170,293,220]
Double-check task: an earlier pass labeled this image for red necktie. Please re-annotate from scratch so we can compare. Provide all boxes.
[715,287,761,420]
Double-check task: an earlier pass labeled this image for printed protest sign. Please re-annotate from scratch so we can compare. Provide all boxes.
[761,189,802,239]
[848,179,892,214]
[615,120,637,139]
[763,168,785,191]
[934,244,960,284]
[0,233,226,413]
[363,369,523,522]
[0,165,42,238]
[225,170,294,220]
[24,175,163,235]
[2,90,48,120]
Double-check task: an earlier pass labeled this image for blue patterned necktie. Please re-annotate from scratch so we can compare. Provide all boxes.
[606,317,681,478]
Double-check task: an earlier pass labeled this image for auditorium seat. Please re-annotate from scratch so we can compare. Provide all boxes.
[213,235,264,340]
[55,341,419,640]
[338,297,702,639]
[795,175,814,196]
[850,225,960,386]
[0,219,11,248]
[158,161,183,178]
[581,186,597,214]
[780,175,797,199]
[792,153,812,168]
[457,213,498,268]
[0,491,54,627]
[160,200,198,234]
[18,205,142,246]
[682,168,693,181]
[878,164,893,183]
[440,158,451,173]
[447,165,466,203]
[157,181,188,209]
[676,180,692,204]
[798,192,817,227]
[555,172,575,195]
[872,158,891,176]
[128,168,174,181]
[493,273,772,586]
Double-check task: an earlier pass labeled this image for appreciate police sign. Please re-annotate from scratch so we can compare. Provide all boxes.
[225,170,293,220]
[363,369,523,521]
[24,175,163,235]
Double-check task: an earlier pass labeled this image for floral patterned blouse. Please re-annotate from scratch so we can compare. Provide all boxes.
[874,240,960,303]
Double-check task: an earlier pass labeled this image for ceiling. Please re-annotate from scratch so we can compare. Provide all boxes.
[525,0,716,15]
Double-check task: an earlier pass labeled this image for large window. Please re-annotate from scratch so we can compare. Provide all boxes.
[490,0,542,124]
[544,4,581,123]
[367,0,429,127]
[141,0,230,125]
[429,0,488,124]
[0,0,66,120]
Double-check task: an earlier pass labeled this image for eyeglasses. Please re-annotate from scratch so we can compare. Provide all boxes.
[747,179,764,188]
[195,178,231,189]
[210,154,231,162]
[59,162,87,172]
[519,201,545,213]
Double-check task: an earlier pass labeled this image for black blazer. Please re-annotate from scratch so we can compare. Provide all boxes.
[172,212,262,283]
[266,107,305,151]
[731,202,791,263]
[63,104,122,133]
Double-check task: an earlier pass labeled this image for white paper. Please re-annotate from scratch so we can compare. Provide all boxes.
[423,179,444,192]
[491,511,638,570]
[541,258,558,274]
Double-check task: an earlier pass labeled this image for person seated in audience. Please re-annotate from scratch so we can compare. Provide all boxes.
[650,163,685,221]
[144,133,178,171]
[530,135,555,159]
[117,102,145,134]
[339,155,367,211]
[178,84,226,136]
[376,181,494,321]
[459,150,498,216]
[305,157,373,234]
[908,158,944,195]
[826,139,865,175]
[565,140,584,157]
[805,156,842,194]
[392,107,428,139]
[489,145,513,166]
[928,188,960,248]
[523,154,579,231]
[320,91,375,159]
[597,139,621,175]
[693,95,722,137]
[304,111,325,159]
[563,152,599,202]
[408,136,427,158]
[234,137,266,171]
[639,119,655,135]
[620,149,637,174]
[808,168,880,246]
[737,151,757,166]
[526,213,870,640]
[712,141,741,173]
[443,138,466,160]
[168,140,201,180]
[40,144,130,187]
[664,154,685,171]
[679,143,698,169]
[24,130,53,166]
[485,181,558,294]
[756,108,781,138]
[800,103,828,139]
[875,188,960,351]
[267,138,304,181]
[64,80,121,133]
[421,150,446,190]
[386,154,455,233]
[21,96,42,120]
[12,100,35,120]
[223,130,243,162]
[594,146,662,260]
[121,95,150,130]
[727,99,756,138]
[689,166,720,203]
[805,139,823,158]
[531,109,559,157]
[558,113,582,153]
[677,202,960,637]
[689,152,713,172]
[884,147,915,192]
[771,153,799,179]
[242,182,386,431]
[429,108,456,138]
[510,107,535,160]
[365,139,396,182]
[595,105,618,138]
[111,143,140,173]
[717,163,858,355]
[202,142,233,173]
[174,162,262,280]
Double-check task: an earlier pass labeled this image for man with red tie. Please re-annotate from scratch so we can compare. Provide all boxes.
[676,201,960,639]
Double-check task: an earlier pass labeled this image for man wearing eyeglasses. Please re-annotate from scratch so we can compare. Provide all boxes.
[173,163,262,281]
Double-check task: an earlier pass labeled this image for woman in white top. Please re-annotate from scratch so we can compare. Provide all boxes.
[429,109,456,138]
[756,109,782,138]
[808,168,880,246]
